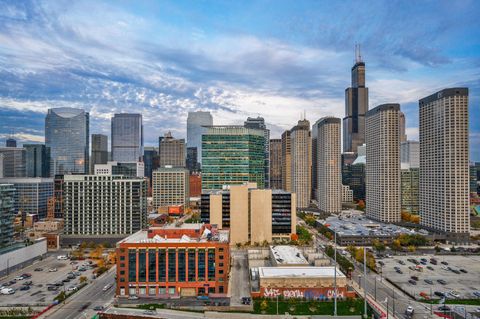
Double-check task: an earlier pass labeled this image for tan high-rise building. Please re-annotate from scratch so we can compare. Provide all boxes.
[365,104,401,223]
[200,183,296,245]
[159,132,185,167]
[152,167,189,211]
[269,139,282,189]
[290,120,311,208]
[314,117,341,213]
[281,131,291,192]
[419,88,469,242]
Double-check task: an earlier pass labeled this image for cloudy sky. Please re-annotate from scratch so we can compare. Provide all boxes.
[0,0,479,159]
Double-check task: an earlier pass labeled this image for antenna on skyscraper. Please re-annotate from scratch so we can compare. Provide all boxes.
[355,43,363,63]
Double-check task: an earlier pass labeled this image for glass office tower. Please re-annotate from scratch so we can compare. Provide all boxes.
[111,114,143,162]
[45,108,89,175]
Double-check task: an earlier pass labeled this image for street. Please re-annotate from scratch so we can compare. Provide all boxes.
[228,249,250,306]
[40,266,116,319]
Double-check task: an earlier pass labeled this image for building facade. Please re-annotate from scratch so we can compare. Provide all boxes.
[269,139,282,189]
[94,161,144,178]
[419,88,470,241]
[245,117,270,188]
[186,147,199,173]
[400,141,419,168]
[365,104,401,223]
[152,167,189,211]
[144,147,159,186]
[0,178,54,220]
[0,184,15,247]
[63,175,147,235]
[111,114,143,163]
[281,131,292,192]
[91,134,108,173]
[24,144,50,178]
[201,126,265,190]
[401,166,419,214]
[45,108,89,175]
[116,224,230,298]
[343,51,369,154]
[314,117,341,213]
[200,183,296,244]
[399,111,407,143]
[159,132,185,168]
[186,111,213,166]
[0,147,26,178]
[290,120,311,208]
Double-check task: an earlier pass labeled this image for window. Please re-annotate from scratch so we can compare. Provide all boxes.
[159,286,166,294]
[207,249,215,281]
[120,270,125,275]
[128,250,136,282]
[138,249,146,282]
[148,250,156,282]
[197,249,205,281]
[187,249,196,281]
[168,249,177,282]
[168,287,175,295]
[158,250,166,282]
[219,263,224,267]
[219,255,224,260]
[219,286,224,293]
[120,256,125,261]
[178,249,186,282]
[148,286,156,295]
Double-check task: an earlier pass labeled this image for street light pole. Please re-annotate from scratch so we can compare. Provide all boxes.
[363,247,367,319]
[334,231,337,318]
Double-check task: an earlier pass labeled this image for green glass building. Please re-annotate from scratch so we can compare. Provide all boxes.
[401,166,419,214]
[201,126,265,190]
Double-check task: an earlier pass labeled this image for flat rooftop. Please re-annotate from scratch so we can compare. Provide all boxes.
[259,266,345,279]
[118,228,229,244]
[270,245,309,265]
[322,213,420,237]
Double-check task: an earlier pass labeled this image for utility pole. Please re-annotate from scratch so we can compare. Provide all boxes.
[334,231,337,317]
[363,247,367,319]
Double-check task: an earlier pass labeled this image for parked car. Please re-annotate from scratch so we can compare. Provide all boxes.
[48,268,57,272]
[21,273,32,278]
[425,279,433,285]
[128,295,139,300]
[438,305,451,312]
[396,269,403,274]
[427,266,434,271]
[102,284,112,291]
[434,291,445,297]
[437,279,447,285]
[19,285,30,291]
[67,286,78,292]
[23,281,33,286]
[405,305,414,317]
[441,266,449,271]
[47,286,58,291]
[408,279,417,285]
[93,305,105,311]
[430,259,437,265]
[411,276,419,281]
[448,291,461,298]
[143,310,155,315]
[14,276,24,281]
[241,297,252,305]
[460,269,468,273]
[1,288,15,295]
[441,261,448,265]
[62,278,70,283]
[57,255,69,260]
[420,258,427,263]
[472,291,480,298]
[398,260,406,265]
[34,268,43,272]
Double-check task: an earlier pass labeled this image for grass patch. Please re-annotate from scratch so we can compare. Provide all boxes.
[136,303,166,310]
[253,298,368,316]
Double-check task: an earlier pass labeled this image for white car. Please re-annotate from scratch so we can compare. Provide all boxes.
[57,255,68,260]
[102,284,112,291]
[441,266,449,271]
[67,286,78,292]
[14,276,24,281]
[48,268,58,272]
[405,305,414,317]
[1,288,15,295]
[448,291,461,298]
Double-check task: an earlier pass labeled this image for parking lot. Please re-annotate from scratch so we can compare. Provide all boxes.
[0,255,98,306]
[380,254,480,301]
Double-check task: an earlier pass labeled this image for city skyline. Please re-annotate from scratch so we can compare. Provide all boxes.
[0,1,478,160]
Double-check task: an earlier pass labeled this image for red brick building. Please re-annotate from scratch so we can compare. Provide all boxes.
[189,174,201,197]
[116,223,230,298]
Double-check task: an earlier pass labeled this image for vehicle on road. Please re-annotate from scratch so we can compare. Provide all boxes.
[438,305,451,312]
[405,305,414,317]
[143,310,155,315]
[1,288,15,295]
[102,283,112,291]
[93,305,105,311]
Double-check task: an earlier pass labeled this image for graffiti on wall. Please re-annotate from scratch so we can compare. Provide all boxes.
[263,287,346,300]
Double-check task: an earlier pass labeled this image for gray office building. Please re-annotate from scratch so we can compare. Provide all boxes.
[0,184,15,247]
[45,108,89,175]
[0,147,26,178]
[24,144,51,178]
[91,134,108,173]
[187,111,213,165]
[0,178,54,219]
[343,50,369,154]
[159,132,185,167]
[111,114,143,163]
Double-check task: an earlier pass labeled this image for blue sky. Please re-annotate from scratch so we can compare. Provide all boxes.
[0,0,479,159]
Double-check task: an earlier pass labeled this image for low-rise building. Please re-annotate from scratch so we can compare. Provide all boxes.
[251,266,355,300]
[269,245,309,267]
[115,223,230,298]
